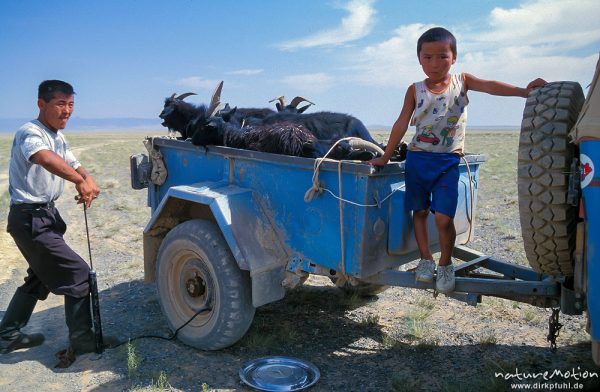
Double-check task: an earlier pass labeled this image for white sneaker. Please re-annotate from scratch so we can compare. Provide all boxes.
[436,264,455,293]
[415,259,435,283]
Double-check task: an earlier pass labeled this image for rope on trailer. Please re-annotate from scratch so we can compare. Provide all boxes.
[143,138,168,185]
[304,137,403,207]
[460,155,475,245]
[302,143,476,274]
[304,137,353,203]
[338,159,346,273]
[304,145,473,219]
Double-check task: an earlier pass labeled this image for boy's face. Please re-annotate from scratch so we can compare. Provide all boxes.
[418,41,456,81]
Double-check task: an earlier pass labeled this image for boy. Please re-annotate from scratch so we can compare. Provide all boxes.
[369,27,546,293]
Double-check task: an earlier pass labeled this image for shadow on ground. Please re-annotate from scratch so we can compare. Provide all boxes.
[1,279,599,391]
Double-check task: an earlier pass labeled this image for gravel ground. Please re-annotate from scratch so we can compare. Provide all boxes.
[0,131,598,392]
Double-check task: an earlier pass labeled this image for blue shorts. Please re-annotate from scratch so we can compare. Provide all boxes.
[404,151,460,218]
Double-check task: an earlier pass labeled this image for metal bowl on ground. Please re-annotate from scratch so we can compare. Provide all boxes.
[239,356,320,391]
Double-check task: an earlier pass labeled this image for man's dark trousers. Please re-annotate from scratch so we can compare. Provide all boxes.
[7,203,90,300]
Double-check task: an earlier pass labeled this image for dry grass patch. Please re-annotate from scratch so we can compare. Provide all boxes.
[102,178,120,189]
[416,295,436,310]
[358,313,380,327]
[479,328,498,345]
[403,307,434,341]
[523,308,542,324]
[382,333,402,349]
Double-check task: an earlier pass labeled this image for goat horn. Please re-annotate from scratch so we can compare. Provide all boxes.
[207,81,224,116]
[176,92,197,100]
[289,96,315,108]
[297,104,312,114]
[347,137,385,156]
[268,96,286,107]
[209,81,224,106]
[169,93,176,99]
[210,103,224,117]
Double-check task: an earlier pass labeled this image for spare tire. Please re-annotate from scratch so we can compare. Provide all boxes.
[518,81,584,276]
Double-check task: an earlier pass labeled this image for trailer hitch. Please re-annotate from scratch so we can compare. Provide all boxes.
[547,308,563,352]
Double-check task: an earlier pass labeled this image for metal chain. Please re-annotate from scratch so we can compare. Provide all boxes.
[547,308,563,352]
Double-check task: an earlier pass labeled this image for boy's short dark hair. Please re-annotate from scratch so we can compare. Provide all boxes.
[38,80,75,102]
[417,27,457,57]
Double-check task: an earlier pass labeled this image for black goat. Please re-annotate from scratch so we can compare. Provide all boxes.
[269,96,315,114]
[158,92,202,139]
[160,81,384,160]
[210,84,377,145]
[191,117,320,157]
[218,104,275,127]
[190,116,374,159]
[217,96,313,127]
[159,82,224,139]
[246,111,380,145]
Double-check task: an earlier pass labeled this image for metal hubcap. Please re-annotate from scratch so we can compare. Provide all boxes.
[186,274,206,297]
[177,256,214,318]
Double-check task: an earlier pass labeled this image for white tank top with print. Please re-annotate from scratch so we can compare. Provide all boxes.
[409,73,468,154]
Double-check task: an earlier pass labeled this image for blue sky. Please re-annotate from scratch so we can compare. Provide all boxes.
[0,0,599,128]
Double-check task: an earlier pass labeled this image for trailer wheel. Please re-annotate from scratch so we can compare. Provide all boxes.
[156,219,255,350]
[518,82,584,276]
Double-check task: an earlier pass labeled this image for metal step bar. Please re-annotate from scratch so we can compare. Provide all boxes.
[364,245,561,308]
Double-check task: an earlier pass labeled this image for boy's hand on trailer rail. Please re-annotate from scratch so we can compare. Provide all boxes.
[368,156,388,167]
[525,78,547,95]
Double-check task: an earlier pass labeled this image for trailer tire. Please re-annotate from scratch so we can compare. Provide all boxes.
[156,219,255,350]
[518,81,584,276]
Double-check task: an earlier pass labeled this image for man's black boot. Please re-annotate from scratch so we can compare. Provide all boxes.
[64,294,118,354]
[0,288,45,354]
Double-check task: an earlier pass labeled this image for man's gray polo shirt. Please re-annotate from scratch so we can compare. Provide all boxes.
[8,120,81,205]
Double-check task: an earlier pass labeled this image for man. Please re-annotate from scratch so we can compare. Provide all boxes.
[0,80,108,355]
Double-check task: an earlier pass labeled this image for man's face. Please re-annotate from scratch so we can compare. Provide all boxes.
[37,92,74,131]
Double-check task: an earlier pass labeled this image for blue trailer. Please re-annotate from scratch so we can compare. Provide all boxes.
[131,68,600,360]
[131,133,571,351]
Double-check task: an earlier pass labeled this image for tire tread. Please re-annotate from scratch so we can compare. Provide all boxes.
[518,81,583,276]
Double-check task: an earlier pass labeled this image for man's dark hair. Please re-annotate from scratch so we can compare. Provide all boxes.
[417,27,457,57]
[38,80,75,102]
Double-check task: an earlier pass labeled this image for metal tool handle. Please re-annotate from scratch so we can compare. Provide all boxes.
[77,198,104,353]
[82,203,94,271]
[75,195,94,270]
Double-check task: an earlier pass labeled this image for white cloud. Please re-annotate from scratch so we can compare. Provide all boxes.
[351,0,600,89]
[477,0,600,53]
[175,76,222,92]
[352,23,434,87]
[458,50,598,87]
[456,0,600,86]
[278,0,376,51]
[283,73,334,93]
[227,69,264,76]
